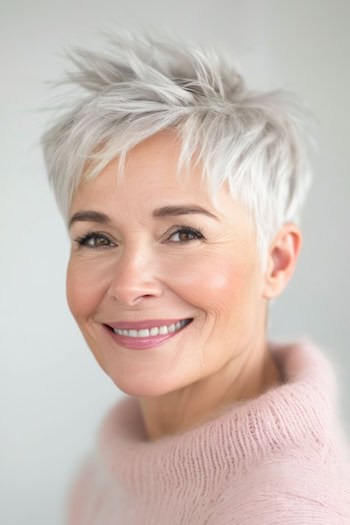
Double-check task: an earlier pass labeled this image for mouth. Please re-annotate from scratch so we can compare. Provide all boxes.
[104,318,193,350]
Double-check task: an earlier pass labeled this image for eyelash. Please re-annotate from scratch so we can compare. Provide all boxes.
[73,226,204,249]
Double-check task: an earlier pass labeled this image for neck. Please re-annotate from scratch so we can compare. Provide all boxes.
[138,337,282,442]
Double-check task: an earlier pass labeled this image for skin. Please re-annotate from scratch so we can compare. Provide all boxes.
[66,130,302,441]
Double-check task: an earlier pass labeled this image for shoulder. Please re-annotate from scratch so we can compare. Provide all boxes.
[208,433,350,524]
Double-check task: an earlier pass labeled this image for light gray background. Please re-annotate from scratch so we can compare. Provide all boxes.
[1,1,349,524]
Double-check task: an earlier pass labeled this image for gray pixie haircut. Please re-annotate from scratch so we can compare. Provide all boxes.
[41,31,313,273]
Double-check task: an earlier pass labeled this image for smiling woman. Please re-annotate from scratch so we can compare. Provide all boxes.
[41,31,350,525]
[66,131,283,407]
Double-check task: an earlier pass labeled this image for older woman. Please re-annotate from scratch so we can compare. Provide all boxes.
[41,33,350,524]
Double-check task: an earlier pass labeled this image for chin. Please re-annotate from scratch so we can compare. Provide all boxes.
[108,372,187,398]
[112,383,172,399]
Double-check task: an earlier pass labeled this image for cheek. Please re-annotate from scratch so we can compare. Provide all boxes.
[66,258,106,322]
[172,251,254,315]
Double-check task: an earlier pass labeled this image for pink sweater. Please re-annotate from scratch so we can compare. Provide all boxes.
[67,339,350,524]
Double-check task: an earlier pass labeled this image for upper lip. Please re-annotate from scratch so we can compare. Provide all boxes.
[106,318,192,330]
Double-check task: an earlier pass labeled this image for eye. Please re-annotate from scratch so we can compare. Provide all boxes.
[74,232,115,249]
[168,226,204,243]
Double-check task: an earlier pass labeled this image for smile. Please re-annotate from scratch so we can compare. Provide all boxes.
[105,318,193,350]
[112,319,191,338]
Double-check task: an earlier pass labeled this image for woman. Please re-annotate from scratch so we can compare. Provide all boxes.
[41,32,350,524]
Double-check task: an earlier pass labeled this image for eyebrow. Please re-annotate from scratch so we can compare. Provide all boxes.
[68,205,219,228]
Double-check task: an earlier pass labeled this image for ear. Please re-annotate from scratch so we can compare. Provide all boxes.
[262,223,302,300]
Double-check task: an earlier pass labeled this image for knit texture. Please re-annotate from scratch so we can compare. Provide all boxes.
[67,339,350,524]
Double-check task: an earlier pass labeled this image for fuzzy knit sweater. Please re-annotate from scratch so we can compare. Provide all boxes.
[67,339,350,524]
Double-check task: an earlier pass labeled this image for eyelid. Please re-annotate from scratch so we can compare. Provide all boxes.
[74,231,115,248]
[166,225,204,241]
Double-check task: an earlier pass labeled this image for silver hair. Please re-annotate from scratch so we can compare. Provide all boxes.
[41,31,314,273]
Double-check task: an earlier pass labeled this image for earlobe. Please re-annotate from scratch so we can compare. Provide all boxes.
[262,224,302,300]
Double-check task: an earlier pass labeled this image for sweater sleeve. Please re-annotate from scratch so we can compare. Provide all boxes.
[65,452,95,525]
[65,450,112,525]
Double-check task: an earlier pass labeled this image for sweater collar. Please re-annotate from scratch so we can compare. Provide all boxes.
[96,339,338,490]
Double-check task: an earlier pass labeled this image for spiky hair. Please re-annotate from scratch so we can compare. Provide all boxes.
[41,31,313,272]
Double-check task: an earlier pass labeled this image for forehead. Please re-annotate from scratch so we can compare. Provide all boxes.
[72,130,215,206]
[70,130,253,234]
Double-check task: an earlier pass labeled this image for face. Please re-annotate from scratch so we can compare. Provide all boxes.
[67,130,268,397]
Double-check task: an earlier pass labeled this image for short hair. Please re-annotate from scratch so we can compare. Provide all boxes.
[40,31,314,273]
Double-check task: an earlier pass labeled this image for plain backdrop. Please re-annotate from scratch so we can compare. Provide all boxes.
[1,1,349,524]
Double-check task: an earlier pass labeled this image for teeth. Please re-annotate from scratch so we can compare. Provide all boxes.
[168,324,176,333]
[113,319,190,338]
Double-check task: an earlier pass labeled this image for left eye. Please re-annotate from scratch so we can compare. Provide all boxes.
[168,227,203,242]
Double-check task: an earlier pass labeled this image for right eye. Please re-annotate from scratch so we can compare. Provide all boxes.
[74,232,115,249]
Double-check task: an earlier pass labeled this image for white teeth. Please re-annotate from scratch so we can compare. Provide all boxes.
[113,319,191,338]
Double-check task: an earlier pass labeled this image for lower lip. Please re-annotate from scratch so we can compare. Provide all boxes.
[104,320,192,350]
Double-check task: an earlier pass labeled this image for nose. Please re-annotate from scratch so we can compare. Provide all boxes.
[107,244,163,306]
